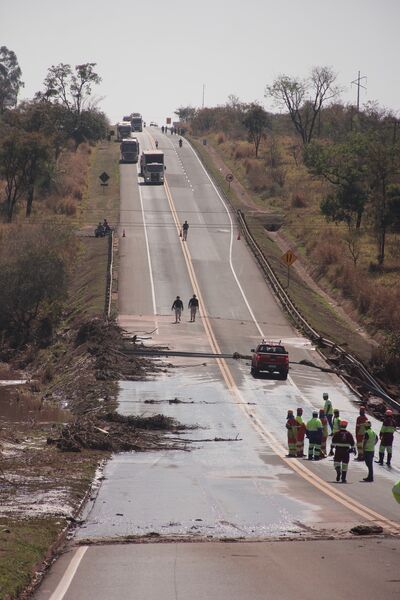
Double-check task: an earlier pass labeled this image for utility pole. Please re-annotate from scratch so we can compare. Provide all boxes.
[351,71,367,112]
[202,83,205,109]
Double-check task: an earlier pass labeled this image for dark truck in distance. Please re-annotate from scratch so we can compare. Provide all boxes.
[120,138,140,163]
[250,340,289,379]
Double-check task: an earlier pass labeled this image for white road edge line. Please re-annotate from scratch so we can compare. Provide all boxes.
[48,546,88,600]
[136,163,159,333]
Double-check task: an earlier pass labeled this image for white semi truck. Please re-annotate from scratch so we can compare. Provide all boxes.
[116,121,132,141]
[120,138,140,163]
[140,150,165,184]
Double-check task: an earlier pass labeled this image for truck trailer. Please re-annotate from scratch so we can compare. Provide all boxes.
[140,150,165,184]
[120,138,140,163]
[131,113,143,132]
[116,121,132,141]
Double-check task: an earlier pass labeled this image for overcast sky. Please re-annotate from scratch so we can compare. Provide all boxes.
[1,0,399,125]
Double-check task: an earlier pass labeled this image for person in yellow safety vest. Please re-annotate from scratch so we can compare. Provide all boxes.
[331,420,356,483]
[377,409,396,467]
[363,421,378,482]
[355,406,368,461]
[286,410,297,457]
[306,411,323,460]
[295,408,307,457]
[393,480,400,504]
[329,409,341,455]
[319,408,329,458]
[323,392,333,433]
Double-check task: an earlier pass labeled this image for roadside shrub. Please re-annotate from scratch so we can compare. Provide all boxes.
[233,141,253,160]
[56,197,77,216]
[292,194,307,208]
[311,238,342,277]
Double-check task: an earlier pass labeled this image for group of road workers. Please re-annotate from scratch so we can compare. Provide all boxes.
[286,392,397,487]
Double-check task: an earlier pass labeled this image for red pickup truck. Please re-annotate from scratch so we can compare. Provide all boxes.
[250,340,289,379]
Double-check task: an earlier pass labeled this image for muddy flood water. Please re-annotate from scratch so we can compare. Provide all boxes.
[0,382,71,424]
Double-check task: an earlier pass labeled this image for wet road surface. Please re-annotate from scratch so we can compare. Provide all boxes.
[33,129,400,599]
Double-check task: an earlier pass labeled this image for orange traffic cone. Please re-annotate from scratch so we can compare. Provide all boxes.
[122,229,126,238]
[237,230,241,240]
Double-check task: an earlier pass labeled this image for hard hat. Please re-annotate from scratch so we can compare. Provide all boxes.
[339,420,348,428]
[385,409,393,416]
[312,410,318,417]
[323,393,329,399]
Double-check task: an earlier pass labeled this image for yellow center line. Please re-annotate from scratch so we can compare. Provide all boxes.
[147,133,400,534]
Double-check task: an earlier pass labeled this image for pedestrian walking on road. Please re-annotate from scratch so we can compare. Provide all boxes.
[331,420,355,483]
[355,406,368,461]
[306,411,323,460]
[378,410,396,467]
[323,392,334,433]
[295,408,306,457]
[171,296,184,323]
[319,409,329,458]
[182,220,189,241]
[188,294,199,322]
[286,410,297,457]
[363,421,378,482]
[155,140,159,148]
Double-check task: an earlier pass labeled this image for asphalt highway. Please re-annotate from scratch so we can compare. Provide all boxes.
[34,129,400,599]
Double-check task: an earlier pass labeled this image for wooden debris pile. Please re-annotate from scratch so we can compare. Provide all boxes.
[47,412,193,453]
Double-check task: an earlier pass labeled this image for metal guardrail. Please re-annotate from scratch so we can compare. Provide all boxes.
[236,210,400,411]
[105,231,114,319]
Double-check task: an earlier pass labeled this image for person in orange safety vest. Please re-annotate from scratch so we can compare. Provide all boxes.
[286,410,297,457]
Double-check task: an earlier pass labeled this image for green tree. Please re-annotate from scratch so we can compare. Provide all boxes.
[37,63,102,149]
[174,106,197,122]
[304,135,369,229]
[0,128,53,221]
[265,66,340,144]
[366,134,400,264]
[0,46,24,113]
[243,103,270,158]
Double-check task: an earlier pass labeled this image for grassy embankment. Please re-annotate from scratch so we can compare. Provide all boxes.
[0,140,120,600]
[190,134,376,364]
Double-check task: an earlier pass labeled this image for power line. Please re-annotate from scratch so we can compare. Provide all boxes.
[351,71,367,112]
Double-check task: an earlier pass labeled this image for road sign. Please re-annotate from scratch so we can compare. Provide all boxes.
[281,249,298,267]
[225,174,234,183]
[99,172,110,184]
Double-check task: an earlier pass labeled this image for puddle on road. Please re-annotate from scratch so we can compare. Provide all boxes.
[0,383,71,424]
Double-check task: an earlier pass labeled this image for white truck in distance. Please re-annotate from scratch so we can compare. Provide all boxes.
[120,138,140,163]
[116,121,132,141]
[140,150,165,184]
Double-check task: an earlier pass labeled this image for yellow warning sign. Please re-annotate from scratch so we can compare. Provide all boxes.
[281,249,298,267]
